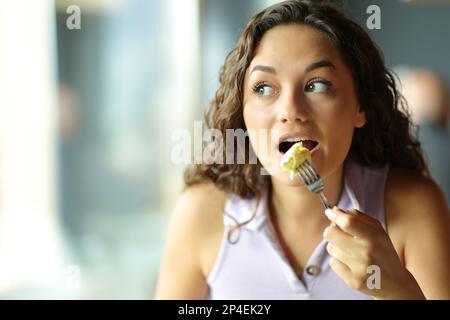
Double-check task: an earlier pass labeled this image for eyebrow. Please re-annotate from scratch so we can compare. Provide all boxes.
[304,59,336,73]
[250,65,276,75]
[250,59,336,75]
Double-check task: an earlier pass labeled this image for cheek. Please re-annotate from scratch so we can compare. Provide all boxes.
[316,94,357,144]
[243,104,276,162]
[244,103,267,128]
[321,107,357,162]
[243,104,274,137]
[326,120,354,149]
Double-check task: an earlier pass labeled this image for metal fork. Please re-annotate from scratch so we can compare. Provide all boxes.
[298,161,333,209]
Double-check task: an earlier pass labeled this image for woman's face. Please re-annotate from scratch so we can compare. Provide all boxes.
[243,24,366,186]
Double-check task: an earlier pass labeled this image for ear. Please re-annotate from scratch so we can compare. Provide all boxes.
[355,106,366,128]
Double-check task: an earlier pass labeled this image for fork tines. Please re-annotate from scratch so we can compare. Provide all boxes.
[298,161,325,193]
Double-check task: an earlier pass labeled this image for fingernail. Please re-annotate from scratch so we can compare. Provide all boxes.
[324,208,336,221]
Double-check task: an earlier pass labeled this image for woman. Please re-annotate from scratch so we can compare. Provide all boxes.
[155,0,450,299]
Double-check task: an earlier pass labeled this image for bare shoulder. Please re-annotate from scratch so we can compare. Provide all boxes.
[175,182,228,241]
[173,182,229,269]
[177,182,229,224]
[154,182,228,299]
[385,168,450,298]
[385,168,449,224]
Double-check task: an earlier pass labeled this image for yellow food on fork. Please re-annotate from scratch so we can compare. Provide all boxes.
[280,142,312,179]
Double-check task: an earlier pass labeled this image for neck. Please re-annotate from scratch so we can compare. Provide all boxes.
[269,163,345,232]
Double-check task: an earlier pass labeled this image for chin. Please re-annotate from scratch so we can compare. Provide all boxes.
[268,169,310,188]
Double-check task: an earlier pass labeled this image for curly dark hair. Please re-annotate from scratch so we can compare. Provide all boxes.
[184,0,428,199]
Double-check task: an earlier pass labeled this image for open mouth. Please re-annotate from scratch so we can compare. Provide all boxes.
[278,139,319,154]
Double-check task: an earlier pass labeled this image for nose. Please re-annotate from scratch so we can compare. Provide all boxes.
[278,90,309,124]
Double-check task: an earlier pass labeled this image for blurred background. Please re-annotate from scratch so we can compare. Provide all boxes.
[0,0,448,299]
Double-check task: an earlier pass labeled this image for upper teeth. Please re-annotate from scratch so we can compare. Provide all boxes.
[283,137,306,143]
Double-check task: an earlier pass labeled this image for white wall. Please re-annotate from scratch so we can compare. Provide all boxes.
[0,0,63,293]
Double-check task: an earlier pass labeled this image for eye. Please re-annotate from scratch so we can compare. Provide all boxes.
[305,79,332,93]
[252,82,274,97]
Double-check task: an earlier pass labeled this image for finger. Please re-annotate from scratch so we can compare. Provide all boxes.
[329,257,353,284]
[326,242,353,267]
[323,224,356,254]
[346,208,382,229]
[325,206,379,226]
[325,207,377,239]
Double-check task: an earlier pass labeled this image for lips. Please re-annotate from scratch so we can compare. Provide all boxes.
[277,132,319,154]
[278,140,318,153]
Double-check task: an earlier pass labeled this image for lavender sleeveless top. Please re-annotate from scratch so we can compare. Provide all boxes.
[206,159,390,299]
